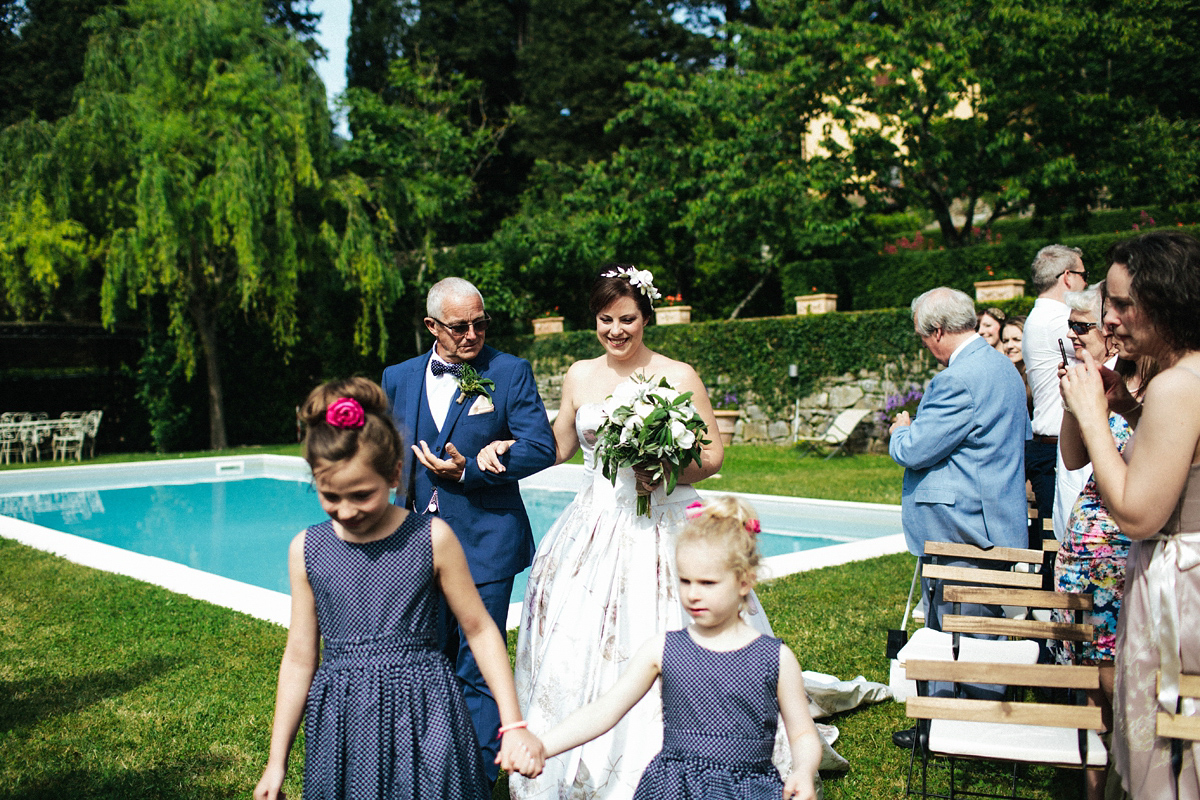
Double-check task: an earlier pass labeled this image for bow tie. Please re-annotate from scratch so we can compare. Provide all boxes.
[431,360,463,378]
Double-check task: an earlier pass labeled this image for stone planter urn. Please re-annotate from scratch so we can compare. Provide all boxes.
[532,316,564,336]
[655,305,692,325]
[974,279,1025,302]
[794,293,838,316]
[712,409,740,446]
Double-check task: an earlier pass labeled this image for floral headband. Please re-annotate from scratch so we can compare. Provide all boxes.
[326,397,366,429]
[602,266,662,304]
[685,501,761,534]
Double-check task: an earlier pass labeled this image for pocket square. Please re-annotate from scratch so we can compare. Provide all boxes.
[468,395,495,415]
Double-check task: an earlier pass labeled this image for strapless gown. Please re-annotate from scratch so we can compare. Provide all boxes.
[511,403,786,800]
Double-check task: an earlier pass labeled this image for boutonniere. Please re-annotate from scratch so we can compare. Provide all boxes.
[456,364,496,404]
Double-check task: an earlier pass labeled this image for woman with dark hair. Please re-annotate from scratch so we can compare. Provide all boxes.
[977,307,1006,349]
[1059,231,1200,797]
[496,265,785,798]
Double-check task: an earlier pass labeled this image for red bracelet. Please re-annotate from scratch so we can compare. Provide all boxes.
[498,720,528,735]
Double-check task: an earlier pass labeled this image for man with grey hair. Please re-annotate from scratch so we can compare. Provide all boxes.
[382,276,555,782]
[1024,245,1090,550]
[888,287,1031,748]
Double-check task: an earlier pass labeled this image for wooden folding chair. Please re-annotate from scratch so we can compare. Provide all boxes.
[1156,671,1200,793]
[903,583,1099,799]
[905,659,1106,799]
[922,541,1045,591]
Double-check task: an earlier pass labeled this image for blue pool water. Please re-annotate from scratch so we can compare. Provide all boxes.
[1,476,854,602]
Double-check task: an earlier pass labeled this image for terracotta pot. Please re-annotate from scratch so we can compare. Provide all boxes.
[712,409,740,446]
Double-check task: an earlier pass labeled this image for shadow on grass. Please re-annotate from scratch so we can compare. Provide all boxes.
[0,655,183,733]
[0,754,232,800]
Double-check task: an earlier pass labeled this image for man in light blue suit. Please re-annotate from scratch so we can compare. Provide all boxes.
[888,288,1030,745]
[382,277,555,780]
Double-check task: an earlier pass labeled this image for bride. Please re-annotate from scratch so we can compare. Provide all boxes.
[484,265,778,799]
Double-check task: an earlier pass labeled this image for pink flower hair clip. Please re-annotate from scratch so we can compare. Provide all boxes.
[744,519,761,535]
[326,397,366,429]
[685,501,705,519]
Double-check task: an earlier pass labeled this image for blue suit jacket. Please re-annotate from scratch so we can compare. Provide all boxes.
[382,344,556,583]
[889,337,1031,556]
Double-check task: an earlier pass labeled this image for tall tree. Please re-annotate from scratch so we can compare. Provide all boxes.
[496,16,860,323]
[815,0,1197,243]
[1,0,332,449]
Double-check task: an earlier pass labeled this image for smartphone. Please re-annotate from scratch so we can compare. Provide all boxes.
[1059,339,1070,368]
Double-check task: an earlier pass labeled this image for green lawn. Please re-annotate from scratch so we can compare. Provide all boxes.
[0,444,1079,799]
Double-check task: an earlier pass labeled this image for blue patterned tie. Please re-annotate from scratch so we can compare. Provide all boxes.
[430,360,463,378]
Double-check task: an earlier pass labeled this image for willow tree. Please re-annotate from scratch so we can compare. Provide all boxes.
[1,0,331,449]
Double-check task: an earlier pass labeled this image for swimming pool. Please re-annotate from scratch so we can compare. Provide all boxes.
[0,456,906,627]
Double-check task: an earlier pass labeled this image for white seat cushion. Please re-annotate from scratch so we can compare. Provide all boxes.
[928,719,1107,767]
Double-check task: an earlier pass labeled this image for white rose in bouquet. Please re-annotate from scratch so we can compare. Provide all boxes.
[595,373,710,517]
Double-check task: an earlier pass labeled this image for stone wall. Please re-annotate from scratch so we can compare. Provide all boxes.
[531,352,938,455]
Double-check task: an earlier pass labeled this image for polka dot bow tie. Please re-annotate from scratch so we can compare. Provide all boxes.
[431,361,463,378]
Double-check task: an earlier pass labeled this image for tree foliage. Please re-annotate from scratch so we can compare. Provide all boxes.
[333,59,512,353]
[1,0,330,449]
[817,0,1200,244]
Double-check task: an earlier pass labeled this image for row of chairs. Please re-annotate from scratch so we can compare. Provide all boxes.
[0,410,103,464]
[898,538,1200,799]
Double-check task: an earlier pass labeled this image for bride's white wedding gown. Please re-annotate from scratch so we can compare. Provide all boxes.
[510,402,787,799]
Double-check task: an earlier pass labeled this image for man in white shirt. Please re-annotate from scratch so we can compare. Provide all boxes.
[1023,245,1091,553]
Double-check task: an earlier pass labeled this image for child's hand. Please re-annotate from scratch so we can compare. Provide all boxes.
[782,770,816,800]
[497,728,546,778]
[253,764,287,800]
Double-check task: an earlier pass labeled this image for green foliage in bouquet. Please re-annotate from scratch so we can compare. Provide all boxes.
[596,374,710,516]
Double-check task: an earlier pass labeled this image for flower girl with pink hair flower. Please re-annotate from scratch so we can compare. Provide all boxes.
[254,377,543,800]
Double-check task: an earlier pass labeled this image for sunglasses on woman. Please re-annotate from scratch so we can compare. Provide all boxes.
[1067,320,1099,336]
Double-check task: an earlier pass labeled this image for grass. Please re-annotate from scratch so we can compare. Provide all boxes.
[1,444,1079,799]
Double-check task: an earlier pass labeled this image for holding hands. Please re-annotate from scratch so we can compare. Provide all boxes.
[497,726,546,778]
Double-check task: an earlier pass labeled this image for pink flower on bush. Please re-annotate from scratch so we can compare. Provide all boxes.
[326,397,366,429]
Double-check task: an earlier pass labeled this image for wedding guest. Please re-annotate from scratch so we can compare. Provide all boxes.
[888,287,1030,749]
[976,307,1006,349]
[1059,231,1200,798]
[1024,245,1090,542]
[494,265,787,799]
[1052,283,1130,800]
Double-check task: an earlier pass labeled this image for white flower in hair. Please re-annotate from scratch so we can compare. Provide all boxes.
[602,265,663,303]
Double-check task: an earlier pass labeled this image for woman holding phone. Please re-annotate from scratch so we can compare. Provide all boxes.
[1059,231,1200,797]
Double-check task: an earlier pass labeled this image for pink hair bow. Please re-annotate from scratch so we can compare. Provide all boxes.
[685,501,704,519]
[744,519,761,534]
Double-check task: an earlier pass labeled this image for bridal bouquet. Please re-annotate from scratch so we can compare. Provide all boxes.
[596,375,710,517]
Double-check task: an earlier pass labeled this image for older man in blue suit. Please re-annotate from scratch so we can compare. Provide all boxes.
[382,277,555,780]
[888,287,1030,746]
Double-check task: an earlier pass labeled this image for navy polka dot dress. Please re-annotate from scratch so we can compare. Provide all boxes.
[633,630,785,800]
[302,514,488,800]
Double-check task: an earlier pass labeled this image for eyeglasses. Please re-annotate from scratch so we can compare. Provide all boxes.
[1067,320,1098,336]
[431,315,491,337]
[1058,269,1087,282]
